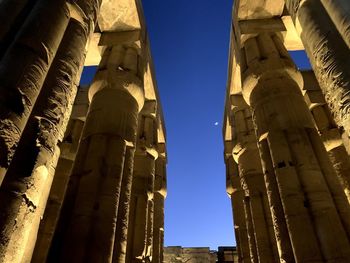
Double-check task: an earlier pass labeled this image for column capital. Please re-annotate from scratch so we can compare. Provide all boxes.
[240,33,303,105]
[89,45,145,111]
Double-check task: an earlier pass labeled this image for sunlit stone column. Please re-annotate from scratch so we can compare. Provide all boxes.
[319,0,350,49]
[0,0,70,182]
[243,196,258,263]
[0,1,100,258]
[153,154,167,263]
[231,95,279,263]
[301,71,350,204]
[225,152,251,263]
[32,88,89,263]
[50,45,144,262]
[284,0,350,137]
[241,32,350,262]
[126,106,158,263]
[112,145,136,263]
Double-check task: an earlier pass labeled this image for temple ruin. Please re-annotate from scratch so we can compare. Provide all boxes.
[0,0,166,262]
[224,0,350,262]
[0,0,350,262]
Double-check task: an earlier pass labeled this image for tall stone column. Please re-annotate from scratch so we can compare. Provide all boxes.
[0,0,36,58]
[231,95,279,263]
[284,0,350,137]
[225,154,251,263]
[37,89,100,263]
[153,155,167,263]
[32,88,89,263]
[0,0,70,182]
[126,153,157,263]
[301,71,350,204]
[112,145,136,263]
[126,107,158,263]
[0,0,99,258]
[319,0,350,49]
[50,45,144,263]
[243,196,258,263]
[241,32,350,262]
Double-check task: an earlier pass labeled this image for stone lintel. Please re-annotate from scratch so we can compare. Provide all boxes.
[239,17,286,34]
[238,16,304,51]
[236,0,285,21]
[99,30,141,46]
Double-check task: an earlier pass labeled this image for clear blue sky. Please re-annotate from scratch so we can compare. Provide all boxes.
[80,0,311,250]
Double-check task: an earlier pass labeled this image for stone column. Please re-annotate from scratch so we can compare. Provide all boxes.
[243,196,258,263]
[32,103,88,262]
[0,0,36,58]
[153,155,167,263]
[301,71,350,204]
[32,88,89,263]
[319,0,350,49]
[112,146,136,263]
[0,0,70,182]
[50,45,144,263]
[241,32,350,262]
[225,154,251,263]
[126,108,158,263]
[284,0,350,137]
[231,95,279,263]
[127,152,157,263]
[0,1,99,258]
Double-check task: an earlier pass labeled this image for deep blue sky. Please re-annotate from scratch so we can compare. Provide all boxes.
[81,0,311,250]
[142,0,235,249]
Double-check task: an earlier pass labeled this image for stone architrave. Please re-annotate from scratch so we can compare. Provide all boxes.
[231,95,280,263]
[225,155,251,263]
[284,0,350,137]
[49,45,145,262]
[241,32,350,262]
[0,0,70,182]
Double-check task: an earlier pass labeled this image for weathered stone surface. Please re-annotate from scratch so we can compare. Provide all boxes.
[0,0,70,183]
[242,33,350,262]
[98,0,140,32]
[285,0,350,136]
[302,71,350,204]
[164,247,217,263]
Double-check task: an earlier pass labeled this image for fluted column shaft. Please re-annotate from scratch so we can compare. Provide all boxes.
[284,0,350,136]
[231,96,279,263]
[32,118,85,263]
[301,71,350,204]
[242,33,350,262]
[0,1,100,259]
[0,0,36,58]
[319,0,350,49]
[127,152,157,263]
[153,156,167,263]
[226,156,251,263]
[0,0,70,182]
[49,45,144,263]
[112,146,136,263]
[243,196,258,263]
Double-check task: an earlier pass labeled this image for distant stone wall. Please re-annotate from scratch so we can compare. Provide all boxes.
[164,246,217,263]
